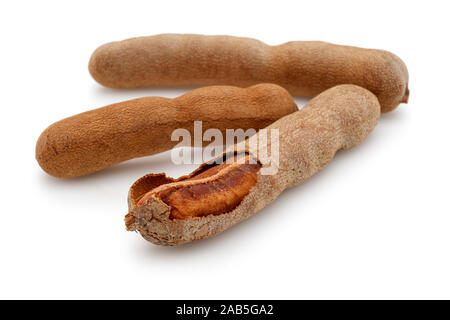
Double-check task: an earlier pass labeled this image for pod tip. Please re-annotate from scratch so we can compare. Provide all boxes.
[401,87,410,104]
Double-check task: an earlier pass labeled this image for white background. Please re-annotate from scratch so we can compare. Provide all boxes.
[1,0,449,299]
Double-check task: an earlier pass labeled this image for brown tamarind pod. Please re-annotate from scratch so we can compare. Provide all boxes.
[125,84,381,246]
[35,84,297,178]
[89,34,409,112]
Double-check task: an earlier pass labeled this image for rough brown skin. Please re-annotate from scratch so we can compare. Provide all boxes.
[89,34,409,113]
[35,84,297,178]
[125,85,381,245]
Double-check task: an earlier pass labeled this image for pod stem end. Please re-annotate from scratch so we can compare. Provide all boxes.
[401,87,410,104]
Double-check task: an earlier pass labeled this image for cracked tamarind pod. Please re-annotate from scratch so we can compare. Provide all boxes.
[89,34,409,112]
[35,84,297,178]
[125,85,381,245]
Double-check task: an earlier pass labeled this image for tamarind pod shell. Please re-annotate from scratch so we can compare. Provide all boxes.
[126,84,381,245]
[89,34,409,112]
[36,84,297,178]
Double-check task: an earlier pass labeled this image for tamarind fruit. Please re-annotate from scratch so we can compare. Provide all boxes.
[137,153,261,220]
[35,84,297,178]
[125,84,381,245]
[89,34,409,113]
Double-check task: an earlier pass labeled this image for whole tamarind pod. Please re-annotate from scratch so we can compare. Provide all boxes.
[89,34,409,112]
[125,85,381,246]
[36,84,297,178]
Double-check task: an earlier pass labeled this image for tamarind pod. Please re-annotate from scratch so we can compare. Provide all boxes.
[35,84,297,178]
[125,84,381,245]
[89,34,409,112]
